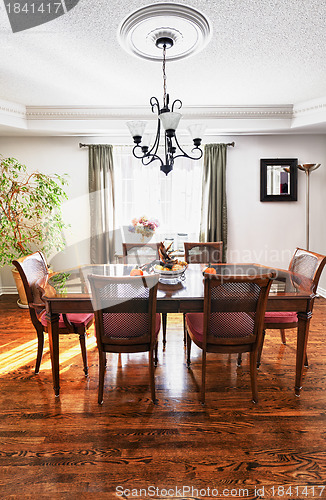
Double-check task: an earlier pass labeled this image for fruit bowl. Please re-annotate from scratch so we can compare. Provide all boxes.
[153,264,187,284]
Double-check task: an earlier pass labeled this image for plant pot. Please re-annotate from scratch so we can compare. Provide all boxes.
[11,267,29,309]
[11,267,54,309]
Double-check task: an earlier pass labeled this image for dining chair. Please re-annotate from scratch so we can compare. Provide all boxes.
[12,252,94,375]
[185,273,274,404]
[256,248,326,368]
[184,241,223,265]
[182,241,224,344]
[122,242,168,348]
[87,274,160,404]
[122,242,160,265]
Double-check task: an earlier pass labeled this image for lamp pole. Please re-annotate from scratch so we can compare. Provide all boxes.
[297,163,321,250]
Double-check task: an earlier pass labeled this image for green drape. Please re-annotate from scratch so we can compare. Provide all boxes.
[88,145,115,264]
[200,143,228,262]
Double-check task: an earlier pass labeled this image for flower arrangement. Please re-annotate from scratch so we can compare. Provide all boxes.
[129,216,159,238]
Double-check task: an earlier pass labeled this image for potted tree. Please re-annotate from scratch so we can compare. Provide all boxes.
[0,156,69,307]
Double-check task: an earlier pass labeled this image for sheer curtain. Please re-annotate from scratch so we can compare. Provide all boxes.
[113,146,203,252]
[200,143,228,262]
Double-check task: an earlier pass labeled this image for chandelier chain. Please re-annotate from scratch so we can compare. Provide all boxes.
[162,44,167,108]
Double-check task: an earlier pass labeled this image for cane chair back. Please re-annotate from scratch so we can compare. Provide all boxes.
[88,274,159,346]
[87,274,160,403]
[184,242,223,264]
[205,275,273,347]
[13,251,48,312]
[122,243,160,265]
[289,248,326,293]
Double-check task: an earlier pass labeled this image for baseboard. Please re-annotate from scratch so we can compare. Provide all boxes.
[317,286,326,298]
[0,285,17,296]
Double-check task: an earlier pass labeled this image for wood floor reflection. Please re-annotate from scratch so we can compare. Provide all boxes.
[0,294,325,499]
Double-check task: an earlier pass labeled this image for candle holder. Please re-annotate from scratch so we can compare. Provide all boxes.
[297,163,321,250]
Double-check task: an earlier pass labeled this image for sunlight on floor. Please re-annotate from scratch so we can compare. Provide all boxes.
[0,334,97,375]
[41,335,97,371]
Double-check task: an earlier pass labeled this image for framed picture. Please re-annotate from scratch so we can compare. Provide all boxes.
[260,158,298,202]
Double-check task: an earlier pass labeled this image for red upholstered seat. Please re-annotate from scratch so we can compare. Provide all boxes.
[264,311,297,324]
[40,311,94,328]
[186,313,204,342]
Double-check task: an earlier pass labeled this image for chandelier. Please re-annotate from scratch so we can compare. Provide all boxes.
[126,36,204,176]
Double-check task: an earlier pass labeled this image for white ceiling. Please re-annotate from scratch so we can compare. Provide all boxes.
[1,0,326,136]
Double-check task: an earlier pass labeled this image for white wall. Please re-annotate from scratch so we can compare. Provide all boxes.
[0,136,90,289]
[1,134,325,293]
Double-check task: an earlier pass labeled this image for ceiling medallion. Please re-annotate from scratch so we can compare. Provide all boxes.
[118,3,212,61]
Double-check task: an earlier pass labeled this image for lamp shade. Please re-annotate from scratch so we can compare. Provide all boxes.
[187,123,205,140]
[141,134,152,148]
[159,111,181,131]
[126,120,147,138]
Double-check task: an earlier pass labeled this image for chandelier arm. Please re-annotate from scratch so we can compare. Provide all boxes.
[173,135,203,161]
[132,144,148,160]
[146,117,161,158]
[132,143,164,167]
[171,99,182,112]
[150,96,160,115]
[141,153,164,168]
[173,149,203,161]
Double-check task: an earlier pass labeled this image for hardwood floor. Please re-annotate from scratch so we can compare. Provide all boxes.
[0,294,325,499]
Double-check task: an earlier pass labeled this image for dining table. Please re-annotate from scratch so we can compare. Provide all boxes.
[42,263,316,398]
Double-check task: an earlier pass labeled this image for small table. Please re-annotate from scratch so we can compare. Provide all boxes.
[43,263,315,397]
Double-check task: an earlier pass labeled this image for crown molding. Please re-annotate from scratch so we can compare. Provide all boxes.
[1,100,326,135]
[292,96,326,129]
[0,98,26,118]
[293,96,326,117]
[26,104,293,121]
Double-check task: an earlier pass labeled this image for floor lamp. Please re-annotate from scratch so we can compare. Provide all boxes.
[297,163,321,251]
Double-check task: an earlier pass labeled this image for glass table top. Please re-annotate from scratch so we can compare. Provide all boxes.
[47,263,313,300]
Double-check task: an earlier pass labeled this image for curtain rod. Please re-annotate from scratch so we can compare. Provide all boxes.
[79,143,113,148]
[80,141,236,148]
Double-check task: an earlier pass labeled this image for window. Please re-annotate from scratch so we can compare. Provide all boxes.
[113,146,203,253]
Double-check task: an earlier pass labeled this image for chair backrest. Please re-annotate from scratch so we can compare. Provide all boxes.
[88,274,159,347]
[122,243,160,265]
[184,242,223,264]
[12,252,48,308]
[203,274,274,346]
[288,248,326,293]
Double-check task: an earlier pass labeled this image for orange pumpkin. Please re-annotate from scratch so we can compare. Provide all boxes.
[204,267,216,275]
[130,268,143,276]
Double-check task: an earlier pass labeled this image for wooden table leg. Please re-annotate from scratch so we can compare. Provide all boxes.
[47,311,60,397]
[295,311,312,396]
[162,313,167,347]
